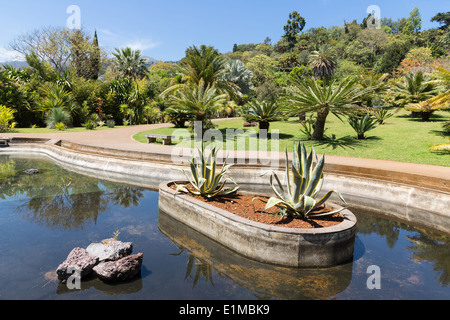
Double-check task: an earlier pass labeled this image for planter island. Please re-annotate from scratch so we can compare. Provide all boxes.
[158,181,357,268]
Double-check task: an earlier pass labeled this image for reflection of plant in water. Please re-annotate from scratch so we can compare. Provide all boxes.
[354,210,401,249]
[0,161,16,179]
[171,246,216,288]
[406,233,449,287]
[0,158,146,230]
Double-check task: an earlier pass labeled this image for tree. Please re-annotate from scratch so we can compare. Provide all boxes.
[283,76,371,140]
[308,45,337,81]
[391,71,442,109]
[90,30,101,80]
[10,27,103,77]
[162,45,239,101]
[403,7,422,34]
[164,79,228,133]
[112,47,148,80]
[222,59,254,96]
[283,11,306,50]
[431,12,450,30]
[374,38,412,74]
[246,54,278,86]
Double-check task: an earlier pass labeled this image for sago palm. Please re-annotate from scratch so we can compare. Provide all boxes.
[283,76,371,140]
[391,71,441,107]
[242,99,284,131]
[165,79,228,133]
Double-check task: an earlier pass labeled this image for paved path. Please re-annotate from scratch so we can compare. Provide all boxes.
[2,123,449,188]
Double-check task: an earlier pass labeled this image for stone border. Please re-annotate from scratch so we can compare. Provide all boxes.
[158,181,357,268]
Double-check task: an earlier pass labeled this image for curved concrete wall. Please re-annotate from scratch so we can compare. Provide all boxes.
[2,141,449,235]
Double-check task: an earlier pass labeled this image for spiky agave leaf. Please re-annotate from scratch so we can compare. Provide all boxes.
[261,142,347,219]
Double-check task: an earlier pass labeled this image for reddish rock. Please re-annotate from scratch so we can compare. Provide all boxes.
[56,248,99,281]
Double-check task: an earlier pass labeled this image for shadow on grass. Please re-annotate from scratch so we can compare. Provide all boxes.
[313,135,382,150]
[396,113,449,123]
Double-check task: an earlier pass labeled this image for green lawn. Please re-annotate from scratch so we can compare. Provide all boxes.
[133,110,450,167]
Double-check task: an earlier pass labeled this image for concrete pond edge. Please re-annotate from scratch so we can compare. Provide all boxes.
[158,181,357,268]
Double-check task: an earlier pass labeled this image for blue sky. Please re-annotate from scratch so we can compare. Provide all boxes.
[0,0,448,62]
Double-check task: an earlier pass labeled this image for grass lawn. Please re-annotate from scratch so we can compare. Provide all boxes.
[133,109,450,167]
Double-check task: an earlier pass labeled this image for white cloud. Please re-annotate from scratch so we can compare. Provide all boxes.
[125,39,161,52]
[0,47,24,62]
[97,29,161,53]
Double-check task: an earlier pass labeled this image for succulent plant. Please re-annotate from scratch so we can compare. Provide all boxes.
[176,143,239,199]
[258,142,346,218]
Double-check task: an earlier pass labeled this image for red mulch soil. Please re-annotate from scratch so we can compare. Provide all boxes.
[169,184,344,229]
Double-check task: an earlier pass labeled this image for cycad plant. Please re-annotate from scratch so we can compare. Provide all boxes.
[242,99,284,131]
[283,76,370,140]
[391,71,442,108]
[165,79,228,133]
[257,142,346,219]
[348,114,379,139]
[308,45,337,81]
[175,143,239,199]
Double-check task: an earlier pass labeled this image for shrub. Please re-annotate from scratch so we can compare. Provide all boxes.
[54,122,66,131]
[0,105,17,132]
[106,119,115,128]
[45,107,71,129]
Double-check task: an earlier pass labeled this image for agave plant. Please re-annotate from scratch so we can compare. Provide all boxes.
[258,142,346,219]
[176,143,239,199]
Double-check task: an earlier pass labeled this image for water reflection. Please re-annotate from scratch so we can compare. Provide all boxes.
[159,209,354,300]
[0,157,146,230]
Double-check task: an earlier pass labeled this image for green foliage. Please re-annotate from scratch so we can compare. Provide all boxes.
[112,47,148,80]
[283,11,306,50]
[106,119,115,128]
[0,105,17,131]
[257,142,346,219]
[44,107,71,129]
[242,99,284,131]
[175,143,239,199]
[348,114,379,139]
[391,71,442,107]
[54,122,66,131]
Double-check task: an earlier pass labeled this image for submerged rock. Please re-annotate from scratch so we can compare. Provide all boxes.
[56,248,99,281]
[93,253,143,282]
[23,169,39,175]
[86,239,133,262]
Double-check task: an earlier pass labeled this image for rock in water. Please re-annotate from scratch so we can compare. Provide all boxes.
[56,248,99,281]
[23,169,39,175]
[86,239,133,262]
[93,253,143,282]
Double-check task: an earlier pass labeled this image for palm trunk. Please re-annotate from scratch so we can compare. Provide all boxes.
[311,108,329,141]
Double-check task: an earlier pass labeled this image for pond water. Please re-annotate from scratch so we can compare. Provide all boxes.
[0,155,449,300]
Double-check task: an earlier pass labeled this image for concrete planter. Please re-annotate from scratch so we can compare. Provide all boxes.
[158,181,357,268]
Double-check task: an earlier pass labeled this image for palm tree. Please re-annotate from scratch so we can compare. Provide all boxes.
[222,59,254,97]
[165,79,228,133]
[284,76,371,140]
[112,47,148,80]
[391,71,441,107]
[242,99,284,131]
[308,45,337,81]
[161,45,239,99]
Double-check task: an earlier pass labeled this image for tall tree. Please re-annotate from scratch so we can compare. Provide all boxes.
[283,76,371,140]
[283,11,306,50]
[308,45,337,81]
[431,12,450,30]
[403,6,422,34]
[90,30,101,80]
[112,47,148,80]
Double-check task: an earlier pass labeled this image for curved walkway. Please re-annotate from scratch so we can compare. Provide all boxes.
[2,123,450,193]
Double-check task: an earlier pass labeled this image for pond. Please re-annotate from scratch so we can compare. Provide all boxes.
[0,155,449,300]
